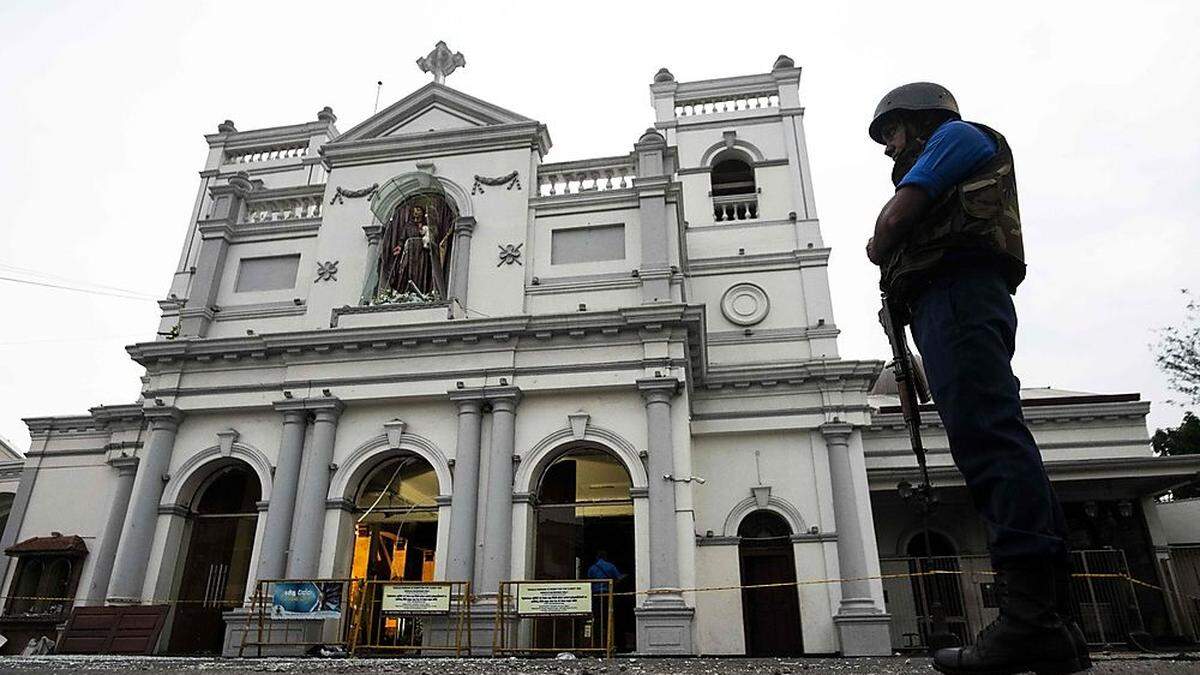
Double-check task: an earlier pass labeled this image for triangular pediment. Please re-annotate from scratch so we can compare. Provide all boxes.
[335,82,534,142]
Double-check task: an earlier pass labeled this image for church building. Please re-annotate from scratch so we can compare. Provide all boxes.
[1,44,1195,657]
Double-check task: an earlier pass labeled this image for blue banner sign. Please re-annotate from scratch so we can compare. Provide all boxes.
[271,581,342,619]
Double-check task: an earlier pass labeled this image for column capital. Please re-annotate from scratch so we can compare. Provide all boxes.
[143,406,184,429]
[637,377,680,404]
[449,396,484,416]
[108,456,140,476]
[488,386,522,412]
[484,386,523,408]
[362,223,384,245]
[819,421,854,444]
[453,215,477,237]
[273,397,344,420]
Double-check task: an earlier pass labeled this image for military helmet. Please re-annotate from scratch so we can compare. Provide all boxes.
[869,82,960,144]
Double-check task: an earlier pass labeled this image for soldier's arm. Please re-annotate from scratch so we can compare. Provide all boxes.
[868,185,930,264]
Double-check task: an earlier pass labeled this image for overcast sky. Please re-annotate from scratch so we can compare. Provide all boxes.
[1,1,1197,451]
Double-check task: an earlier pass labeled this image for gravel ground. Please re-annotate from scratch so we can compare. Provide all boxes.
[0,653,1196,675]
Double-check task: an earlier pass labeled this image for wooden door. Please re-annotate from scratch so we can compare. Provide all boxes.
[739,541,803,655]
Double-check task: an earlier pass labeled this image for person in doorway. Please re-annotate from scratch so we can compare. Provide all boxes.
[866,82,1090,675]
[586,550,625,648]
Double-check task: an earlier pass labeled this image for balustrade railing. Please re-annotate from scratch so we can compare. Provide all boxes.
[225,143,310,165]
[675,93,779,117]
[712,193,759,222]
[538,156,636,197]
[242,194,322,223]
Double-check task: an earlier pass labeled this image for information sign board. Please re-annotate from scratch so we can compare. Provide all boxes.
[516,582,593,616]
[381,584,453,615]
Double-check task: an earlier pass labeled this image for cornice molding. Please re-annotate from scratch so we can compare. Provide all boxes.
[321,121,550,169]
[128,303,707,368]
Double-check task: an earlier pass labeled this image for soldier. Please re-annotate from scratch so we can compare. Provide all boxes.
[866,83,1090,674]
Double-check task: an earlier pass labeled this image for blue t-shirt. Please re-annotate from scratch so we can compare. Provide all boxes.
[586,559,621,592]
[898,120,998,199]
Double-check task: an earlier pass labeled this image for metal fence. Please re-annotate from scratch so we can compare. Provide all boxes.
[493,579,614,657]
[1161,546,1200,643]
[881,550,1156,651]
[351,580,471,656]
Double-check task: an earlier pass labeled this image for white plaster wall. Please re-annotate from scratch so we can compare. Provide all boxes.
[692,544,744,654]
[1155,498,1200,545]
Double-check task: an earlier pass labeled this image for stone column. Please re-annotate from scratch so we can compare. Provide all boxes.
[822,422,891,656]
[476,387,520,596]
[445,394,484,584]
[180,173,253,336]
[448,216,476,314]
[635,378,694,654]
[256,405,309,581]
[633,130,674,304]
[359,225,383,304]
[107,407,183,604]
[85,457,139,603]
[286,399,343,579]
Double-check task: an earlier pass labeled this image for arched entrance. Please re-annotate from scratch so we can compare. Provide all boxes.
[169,462,261,654]
[534,446,636,652]
[738,510,803,656]
[349,455,439,645]
[906,530,968,645]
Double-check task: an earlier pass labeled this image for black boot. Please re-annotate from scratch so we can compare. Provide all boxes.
[933,564,1085,675]
[1052,556,1092,671]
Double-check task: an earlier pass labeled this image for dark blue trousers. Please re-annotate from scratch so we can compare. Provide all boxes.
[909,267,1068,567]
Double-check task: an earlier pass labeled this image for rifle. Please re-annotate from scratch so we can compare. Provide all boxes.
[878,292,958,651]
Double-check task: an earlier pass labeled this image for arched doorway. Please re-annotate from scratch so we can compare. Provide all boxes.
[534,446,636,652]
[905,530,968,646]
[738,510,803,656]
[349,455,439,645]
[169,463,261,654]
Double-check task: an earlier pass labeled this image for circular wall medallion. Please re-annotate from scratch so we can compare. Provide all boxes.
[720,283,770,326]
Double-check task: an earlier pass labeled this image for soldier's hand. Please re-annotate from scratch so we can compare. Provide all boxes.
[866,237,881,266]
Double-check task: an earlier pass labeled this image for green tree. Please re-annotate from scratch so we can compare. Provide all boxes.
[1154,289,1200,406]
[1152,412,1200,499]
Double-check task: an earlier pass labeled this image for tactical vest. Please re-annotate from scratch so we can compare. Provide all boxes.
[880,122,1026,303]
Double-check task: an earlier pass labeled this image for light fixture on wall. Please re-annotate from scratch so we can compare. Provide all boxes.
[1118,500,1134,518]
[322,388,333,397]
[1083,501,1099,518]
[282,391,294,399]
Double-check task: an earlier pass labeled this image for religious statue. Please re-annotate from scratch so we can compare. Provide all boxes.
[373,196,454,303]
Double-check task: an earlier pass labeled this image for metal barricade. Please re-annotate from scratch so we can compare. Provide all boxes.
[352,580,471,656]
[236,578,362,657]
[494,579,613,657]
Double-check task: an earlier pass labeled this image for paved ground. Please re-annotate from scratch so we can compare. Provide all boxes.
[0,654,1197,675]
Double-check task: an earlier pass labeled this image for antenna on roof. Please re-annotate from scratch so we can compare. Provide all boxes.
[373,81,383,113]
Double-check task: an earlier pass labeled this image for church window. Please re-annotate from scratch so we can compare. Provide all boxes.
[710,153,759,221]
[550,224,626,265]
[233,254,300,292]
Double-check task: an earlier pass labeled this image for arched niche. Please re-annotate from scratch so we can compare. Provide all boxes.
[722,494,807,538]
[328,432,453,502]
[515,425,648,494]
[370,172,473,223]
[161,442,274,508]
[699,140,764,167]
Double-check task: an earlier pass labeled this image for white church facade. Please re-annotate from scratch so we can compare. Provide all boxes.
[1,47,1196,657]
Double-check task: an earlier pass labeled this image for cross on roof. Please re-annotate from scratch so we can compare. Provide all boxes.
[417,41,466,85]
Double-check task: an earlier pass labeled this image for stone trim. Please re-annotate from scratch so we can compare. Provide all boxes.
[695,532,837,546]
[329,302,452,327]
[721,493,808,536]
[526,271,642,296]
[213,300,308,322]
[686,248,831,276]
[328,430,453,500]
[707,325,840,345]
